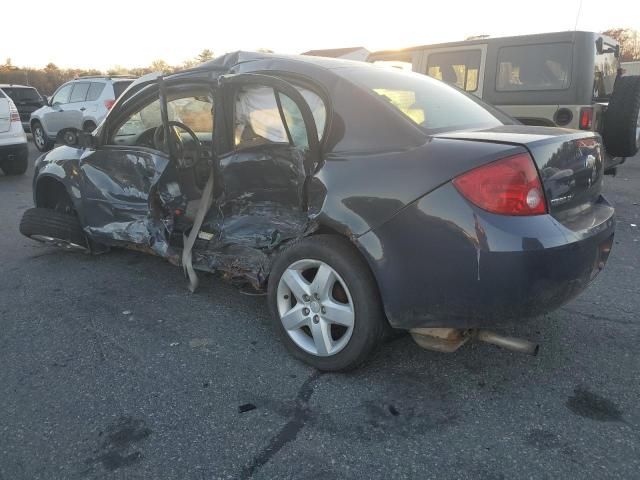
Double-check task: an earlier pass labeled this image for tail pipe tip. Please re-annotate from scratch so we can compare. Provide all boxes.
[474,329,539,356]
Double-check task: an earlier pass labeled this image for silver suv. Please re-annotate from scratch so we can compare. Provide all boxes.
[30,76,134,152]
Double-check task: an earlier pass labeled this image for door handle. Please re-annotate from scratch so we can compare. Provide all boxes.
[80,107,86,111]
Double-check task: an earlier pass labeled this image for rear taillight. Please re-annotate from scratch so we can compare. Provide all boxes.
[453,153,547,216]
[579,107,593,130]
[8,100,20,123]
[104,99,115,110]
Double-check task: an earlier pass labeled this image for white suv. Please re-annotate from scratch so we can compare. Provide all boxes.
[30,76,134,152]
[0,88,28,175]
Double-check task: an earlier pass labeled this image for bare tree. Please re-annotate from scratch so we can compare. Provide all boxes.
[602,28,640,62]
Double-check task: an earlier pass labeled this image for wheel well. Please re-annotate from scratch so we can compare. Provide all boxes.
[306,227,393,331]
[312,223,344,237]
[35,177,73,210]
[83,120,97,131]
[31,118,41,129]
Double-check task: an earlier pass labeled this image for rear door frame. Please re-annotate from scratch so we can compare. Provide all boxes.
[214,73,321,211]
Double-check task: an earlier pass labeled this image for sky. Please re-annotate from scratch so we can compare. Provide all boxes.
[2,0,639,70]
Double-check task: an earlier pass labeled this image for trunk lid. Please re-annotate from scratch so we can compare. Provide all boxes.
[436,125,605,217]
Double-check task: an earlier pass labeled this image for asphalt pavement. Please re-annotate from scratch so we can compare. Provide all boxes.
[0,141,638,479]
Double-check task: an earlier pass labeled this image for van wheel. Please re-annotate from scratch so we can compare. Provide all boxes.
[20,208,89,252]
[603,75,640,158]
[32,122,55,152]
[268,235,386,371]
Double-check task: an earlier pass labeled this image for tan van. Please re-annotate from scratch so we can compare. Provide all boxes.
[369,31,640,173]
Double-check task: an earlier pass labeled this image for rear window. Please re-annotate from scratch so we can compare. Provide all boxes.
[496,43,572,91]
[0,89,5,99]
[2,87,41,102]
[338,67,504,133]
[113,81,133,99]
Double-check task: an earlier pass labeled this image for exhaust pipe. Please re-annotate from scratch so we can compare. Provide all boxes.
[475,330,539,356]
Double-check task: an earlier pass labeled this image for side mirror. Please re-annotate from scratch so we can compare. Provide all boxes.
[596,37,604,54]
[57,128,95,148]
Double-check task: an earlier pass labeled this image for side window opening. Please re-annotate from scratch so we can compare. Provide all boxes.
[51,83,73,105]
[111,89,214,144]
[233,84,326,150]
[427,50,481,92]
[69,82,90,103]
[496,43,572,91]
[87,82,106,101]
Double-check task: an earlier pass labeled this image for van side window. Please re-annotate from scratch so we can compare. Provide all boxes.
[496,43,571,91]
[427,50,481,92]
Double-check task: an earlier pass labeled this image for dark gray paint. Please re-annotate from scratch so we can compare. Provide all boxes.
[29,52,615,329]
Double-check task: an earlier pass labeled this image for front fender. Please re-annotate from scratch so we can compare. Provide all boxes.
[33,146,86,223]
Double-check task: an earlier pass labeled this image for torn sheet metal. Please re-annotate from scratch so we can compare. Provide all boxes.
[191,201,317,289]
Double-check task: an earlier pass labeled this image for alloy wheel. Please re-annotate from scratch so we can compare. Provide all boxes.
[34,126,45,149]
[276,259,355,357]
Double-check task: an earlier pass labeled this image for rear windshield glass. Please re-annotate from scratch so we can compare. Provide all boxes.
[496,43,572,91]
[113,81,133,99]
[338,67,504,133]
[0,89,5,98]
[2,87,41,102]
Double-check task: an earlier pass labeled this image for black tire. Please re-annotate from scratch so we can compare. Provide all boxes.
[1,151,28,175]
[268,235,387,371]
[83,121,97,132]
[31,121,55,152]
[603,75,640,158]
[20,207,88,251]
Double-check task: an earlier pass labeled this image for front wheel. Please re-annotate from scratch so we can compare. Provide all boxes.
[32,122,54,152]
[268,235,386,371]
[20,208,89,252]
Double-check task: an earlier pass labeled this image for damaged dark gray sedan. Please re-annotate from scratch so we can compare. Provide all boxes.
[20,52,615,371]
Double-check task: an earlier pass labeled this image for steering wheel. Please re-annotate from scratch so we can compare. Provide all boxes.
[153,121,202,168]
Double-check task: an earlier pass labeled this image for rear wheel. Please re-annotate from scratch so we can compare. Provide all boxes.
[268,235,386,371]
[20,206,88,253]
[1,150,28,175]
[603,75,640,158]
[32,121,54,152]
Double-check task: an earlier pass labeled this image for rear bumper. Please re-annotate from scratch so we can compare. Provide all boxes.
[0,142,28,160]
[357,183,615,329]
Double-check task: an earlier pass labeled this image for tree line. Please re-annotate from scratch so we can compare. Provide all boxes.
[0,49,216,96]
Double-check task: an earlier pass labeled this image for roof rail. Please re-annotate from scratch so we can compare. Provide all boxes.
[74,75,136,80]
